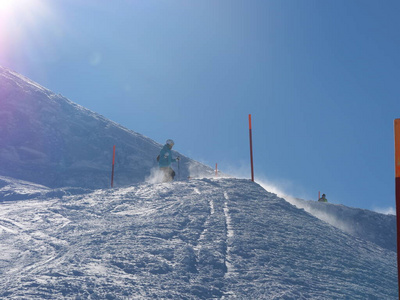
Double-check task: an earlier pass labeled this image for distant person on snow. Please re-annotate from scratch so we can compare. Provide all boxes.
[158,139,180,182]
[318,194,328,202]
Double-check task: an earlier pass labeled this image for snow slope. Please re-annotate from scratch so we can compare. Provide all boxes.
[0,66,397,299]
[0,178,397,299]
[286,197,397,252]
[0,66,213,189]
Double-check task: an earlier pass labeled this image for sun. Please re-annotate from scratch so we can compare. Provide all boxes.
[0,0,56,65]
[0,2,11,10]
[0,0,54,36]
[0,0,51,19]
[0,0,39,14]
[0,0,14,10]
[0,0,48,42]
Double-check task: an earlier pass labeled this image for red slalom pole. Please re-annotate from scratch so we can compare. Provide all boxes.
[394,119,400,297]
[111,145,116,188]
[249,114,254,182]
[216,163,218,177]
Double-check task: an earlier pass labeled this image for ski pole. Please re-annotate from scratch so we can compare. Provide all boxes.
[178,158,180,180]
[111,145,116,188]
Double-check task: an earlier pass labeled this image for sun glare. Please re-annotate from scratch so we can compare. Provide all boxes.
[0,0,14,10]
[0,0,51,21]
[0,0,57,64]
[0,0,40,15]
[0,0,12,10]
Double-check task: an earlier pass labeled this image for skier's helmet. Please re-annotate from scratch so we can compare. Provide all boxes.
[166,139,175,147]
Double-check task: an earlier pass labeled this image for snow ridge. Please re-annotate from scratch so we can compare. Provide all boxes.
[286,197,397,252]
[0,66,214,189]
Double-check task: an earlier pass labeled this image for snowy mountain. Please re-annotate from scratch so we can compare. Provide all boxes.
[0,66,214,189]
[0,67,397,299]
[0,178,397,299]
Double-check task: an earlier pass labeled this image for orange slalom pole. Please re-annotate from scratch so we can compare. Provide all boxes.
[394,119,400,297]
[249,114,254,182]
[111,145,116,188]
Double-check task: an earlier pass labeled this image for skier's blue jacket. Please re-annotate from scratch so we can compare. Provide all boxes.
[158,144,177,168]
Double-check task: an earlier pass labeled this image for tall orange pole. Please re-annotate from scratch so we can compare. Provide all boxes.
[249,114,254,182]
[394,119,400,297]
[111,145,116,188]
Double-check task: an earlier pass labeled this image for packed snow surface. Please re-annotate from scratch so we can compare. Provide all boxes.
[0,178,397,299]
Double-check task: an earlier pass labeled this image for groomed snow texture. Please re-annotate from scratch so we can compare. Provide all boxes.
[0,178,397,299]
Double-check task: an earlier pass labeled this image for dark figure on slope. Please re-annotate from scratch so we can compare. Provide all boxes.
[158,139,180,182]
[318,194,328,202]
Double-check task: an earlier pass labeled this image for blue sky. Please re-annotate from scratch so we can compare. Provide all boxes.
[1,0,399,212]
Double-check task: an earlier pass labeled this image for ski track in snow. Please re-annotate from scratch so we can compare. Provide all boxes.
[0,178,397,299]
[223,191,235,280]
[0,199,71,284]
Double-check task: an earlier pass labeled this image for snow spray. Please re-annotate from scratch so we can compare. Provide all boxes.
[394,119,400,296]
[111,145,116,188]
[249,114,254,182]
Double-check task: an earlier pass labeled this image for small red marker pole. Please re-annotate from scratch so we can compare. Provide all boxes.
[249,114,254,182]
[111,145,116,188]
[394,119,400,296]
[318,191,320,201]
[215,163,218,177]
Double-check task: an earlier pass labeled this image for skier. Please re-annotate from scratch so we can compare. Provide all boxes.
[318,194,328,202]
[158,139,180,182]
